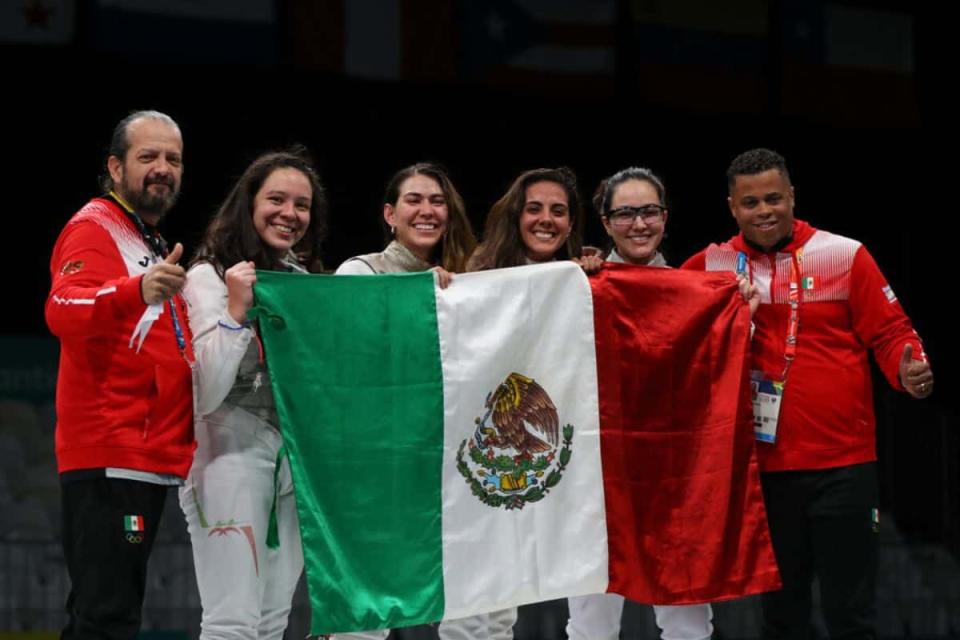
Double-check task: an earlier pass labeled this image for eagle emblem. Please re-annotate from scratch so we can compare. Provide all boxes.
[59,260,84,276]
[475,372,558,454]
[457,372,573,510]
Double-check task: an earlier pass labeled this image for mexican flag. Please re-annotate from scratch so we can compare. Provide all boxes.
[124,514,144,532]
[253,261,778,636]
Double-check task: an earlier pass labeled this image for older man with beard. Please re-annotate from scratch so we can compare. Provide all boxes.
[45,110,195,640]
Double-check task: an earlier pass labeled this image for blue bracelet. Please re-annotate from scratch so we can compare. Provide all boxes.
[218,319,251,331]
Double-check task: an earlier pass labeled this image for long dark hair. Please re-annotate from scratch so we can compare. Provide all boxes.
[193,149,327,274]
[382,162,476,273]
[468,167,583,271]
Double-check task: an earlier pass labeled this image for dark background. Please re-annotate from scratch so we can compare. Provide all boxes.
[2,0,954,635]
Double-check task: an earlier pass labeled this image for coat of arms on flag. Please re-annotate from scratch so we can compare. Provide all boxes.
[458,372,573,510]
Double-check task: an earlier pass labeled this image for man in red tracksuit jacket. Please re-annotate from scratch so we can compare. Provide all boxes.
[683,148,933,639]
[45,110,194,640]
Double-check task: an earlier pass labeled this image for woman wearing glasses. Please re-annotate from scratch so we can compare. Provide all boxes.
[597,168,670,267]
[566,166,718,640]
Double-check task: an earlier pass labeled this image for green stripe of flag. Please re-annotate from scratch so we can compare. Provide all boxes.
[254,270,445,633]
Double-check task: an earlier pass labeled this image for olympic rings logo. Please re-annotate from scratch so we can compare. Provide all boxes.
[126,533,144,544]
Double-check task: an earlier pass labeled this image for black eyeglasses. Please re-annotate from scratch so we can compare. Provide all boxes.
[606,204,667,229]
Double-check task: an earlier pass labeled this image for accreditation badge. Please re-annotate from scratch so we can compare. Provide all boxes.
[751,370,784,443]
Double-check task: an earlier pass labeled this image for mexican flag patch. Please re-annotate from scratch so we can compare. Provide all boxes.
[124,515,144,532]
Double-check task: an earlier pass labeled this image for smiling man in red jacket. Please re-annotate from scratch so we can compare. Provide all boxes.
[45,110,194,640]
[683,148,933,639]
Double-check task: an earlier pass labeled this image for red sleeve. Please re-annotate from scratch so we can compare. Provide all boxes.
[45,220,145,338]
[849,245,925,390]
[680,250,707,271]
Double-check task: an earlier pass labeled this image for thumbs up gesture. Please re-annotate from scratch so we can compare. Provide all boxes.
[899,343,934,399]
[141,242,186,305]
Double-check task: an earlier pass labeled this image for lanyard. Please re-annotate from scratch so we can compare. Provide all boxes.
[109,192,192,364]
[782,248,803,380]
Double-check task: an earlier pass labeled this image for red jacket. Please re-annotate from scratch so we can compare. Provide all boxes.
[683,220,924,472]
[45,197,195,477]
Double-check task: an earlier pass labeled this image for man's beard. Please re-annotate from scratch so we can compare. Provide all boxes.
[120,175,180,218]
